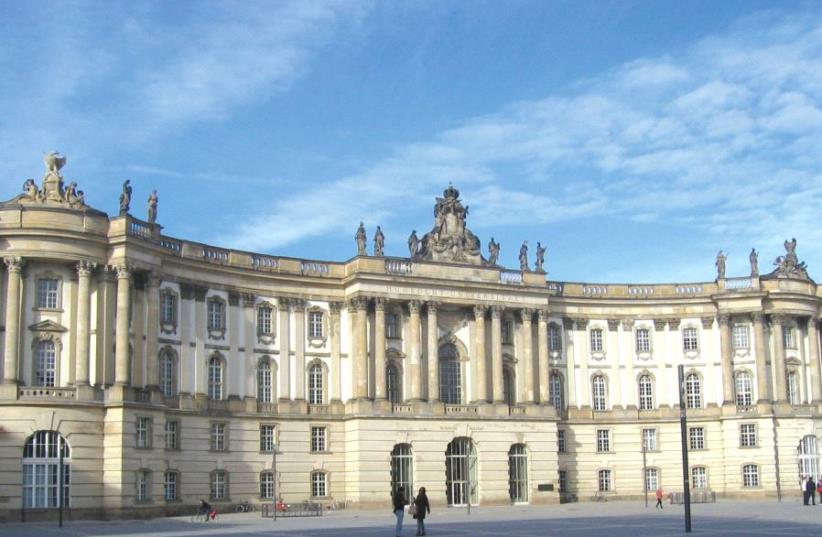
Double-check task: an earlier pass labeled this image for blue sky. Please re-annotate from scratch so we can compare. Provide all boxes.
[2,0,821,283]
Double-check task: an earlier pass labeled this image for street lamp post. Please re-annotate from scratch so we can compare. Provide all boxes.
[678,365,693,533]
[272,447,282,521]
[642,443,648,508]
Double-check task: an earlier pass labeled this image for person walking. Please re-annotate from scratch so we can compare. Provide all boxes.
[802,476,810,505]
[817,476,822,505]
[807,476,817,506]
[392,486,408,537]
[655,487,664,509]
[413,487,431,536]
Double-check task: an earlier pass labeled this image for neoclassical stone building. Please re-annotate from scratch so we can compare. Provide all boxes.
[0,155,820,521]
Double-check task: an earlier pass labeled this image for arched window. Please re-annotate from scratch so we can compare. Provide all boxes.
[735,371,753,407]
[308,363,324,405]
[549,372,564,410]
[445,437,477,506]
[787,371,799,405]
[592,375,607,411]
[638,375,654,410]
[159,349,176,397]
[503,367,516,406]
[508,444,528,504]
[798,435,819,479]
[386,363,402,404]
[439,344,461,405]
[22,431,70,509]
[685,373,702,409]
[390,443,413,496]
[257,358,272,403]
[207,355,224,400]
[34,340,57,387]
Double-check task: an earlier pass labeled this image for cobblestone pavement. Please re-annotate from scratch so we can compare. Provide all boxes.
[4,500,822,537]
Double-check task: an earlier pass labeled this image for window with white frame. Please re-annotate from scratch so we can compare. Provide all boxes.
[260,472,275,499]
[783,325,796,349]
[692,466,708,489]
[308,363,325,405]
[257,304,273,336]
[638,375,654,410]
[682,326,699,352]
[257,358,272,403]
[548,323,562,352]
[590,328,604,353]
[390,443,413,497]
[592,375,607,411]
[386,313,400,339]
[557,429,566,453]
[160,290,176,327]
[598,469,611,492]
[207,298,225,332]
[309,310,324,338]
[644,467,659,491]
[37,278,60,309]
[596,429,610,452]
[732,324,749,350]
[787,370,799,405]
[311,426,327,452]
[735,371,753,407]
[163,471,178,502]
[742,464,759,487]
[798,435,820,480]
[311,471,327,497]
[686,373,702,408]
[689,427,705,450]
[208,356,224,400]
[159,350,176,397]
[260,425,276,453]
[439,344,462,405]
[740,423,757,447]
[558,470,567,493]
[210,423,227,451]
[642,428,657,451]
[508,444,529,504]
[136,470,151,502]
[34,340,57,387]
[210,470,228,500]
[549,372,564,410]
[22,431,70,509]
[635,328,651,353]
[136,417,152,449]
[164,420,179,450]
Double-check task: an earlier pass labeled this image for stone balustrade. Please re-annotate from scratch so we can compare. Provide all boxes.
[18,387,76,400]
[385,258,412,275]
[500,270,523,284]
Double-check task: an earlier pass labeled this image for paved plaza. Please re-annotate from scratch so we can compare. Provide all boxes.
[3,500,822,537]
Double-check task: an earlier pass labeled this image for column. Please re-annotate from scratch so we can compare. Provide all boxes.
[491,306,504,403]
[329,302,342,402]
[808,318,822,403]
[144,271,160,389]
[2,257,23,385]
[408,300,422,401]
[293,300,306,400]
[95,267,117,387]
[752,313,770,403]
[193,286,207,396]
[113,265,131,386]
[569,318,583,408]
[426,301,439,402]
[537,310,550,404]
[374,298,387,401]
[74,260,95,386]
[278,298,291,401]
[472,305,488,403]
[520,308,535,404]
[718,314,734,404]
[242,293,256,399]
[771,315,787,402]
[354,296,369,399]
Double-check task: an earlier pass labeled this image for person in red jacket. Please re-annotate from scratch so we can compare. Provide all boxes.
[655,487,664,509]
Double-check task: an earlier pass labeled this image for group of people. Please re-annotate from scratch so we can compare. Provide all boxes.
[802,476,822,505]
[392,486,431,537]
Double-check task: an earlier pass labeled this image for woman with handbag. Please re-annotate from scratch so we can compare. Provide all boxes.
[413,487,431,536]
[392,486,408,537]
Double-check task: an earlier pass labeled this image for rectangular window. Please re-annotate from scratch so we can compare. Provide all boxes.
[37,278,60,309]
[160,292,176,325]
[742,464,759,487]
[211,471,227,500]
[136,417,152,449]
[682,327,699,352]
[311,426,327,452]
[558,470,567,493]
[163,471,178,502]
[644,468,659,491]
[596,429,610,453]
[692,467,708,489]
[642,428,657,451]
[548,324,562,352]
[590,328,603,353]
[309,311,324,338]
[557,430,566,453]
[164,420,179,450]
[732,325,749,350]
[260,425,276,453]
[210,423,227,451]
[501,319,513,345]
[635,328,651,353]
[311,472,327,498]
[598,469,611,492]
[740,424,757,447]
[257,306,272,335]
[787,372,799,405]
[136,470,151,502]
[386,313,399,339]
[689,427,705,450]
[783,326,796,349]
[261,472,275,499]
[207,300,224,331]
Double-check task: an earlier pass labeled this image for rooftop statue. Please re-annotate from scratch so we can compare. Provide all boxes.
[749,248,759,278]
[4,152,88,210]
[355,222,367,256]
[487,237,500,266]
[147,190,158,224]
[374,225,385,257]
[407,230,419,258]
[416,184,483,264]
[715,250,726,280]
[535,241,547,273]
[519,241,529,271]
[119,180,132,217]
[768,237,810,280]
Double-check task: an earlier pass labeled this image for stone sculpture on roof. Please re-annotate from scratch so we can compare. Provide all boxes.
[535,241,547,273]
[715,250,726,279]
[374,225,385,257]
[355,222,367,256]
[119,180,132,216]
[519,241,529,271]
[768,238,809,280]
[749,248,759,277]
[415,184,483,264]
[5,152,88,210]
[407,230,419,257]
[487,237,500,266]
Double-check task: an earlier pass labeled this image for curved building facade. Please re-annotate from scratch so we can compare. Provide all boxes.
[0,155,820,520]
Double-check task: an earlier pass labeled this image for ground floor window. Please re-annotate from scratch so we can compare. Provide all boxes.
[164,471,178,502]
[22,431,70,509]
[692,467,708,490]
[445,437,477,506]
[558,470,567,493]
[211,470,228,500]
[798,435,819,479]
[136,470,151,502]
[508,444,528,503]
[742,464,759,488]
[391,444,413,496]
[644,468,658,492]
[598,469,611,493]
[311,471,327,498]
[260,472,274,499]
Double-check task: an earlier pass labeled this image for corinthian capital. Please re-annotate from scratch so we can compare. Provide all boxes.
[519,308,535,323]
[373,297,387,311]
[77,259,97,277]
[473,304,487,319]
[4,256,24,272]
[115,264,131,279]
[490,305,503,319]
[408,300,421,314]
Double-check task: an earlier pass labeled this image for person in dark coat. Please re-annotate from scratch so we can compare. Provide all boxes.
[807,476,817,506]
[413,486,431,536]
[392,486,408,537]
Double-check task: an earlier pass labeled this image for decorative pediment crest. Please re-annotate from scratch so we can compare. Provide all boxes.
[28,320,68,333]
[414,184,484,265]
[766,238,811,281]
[4,152,90,210]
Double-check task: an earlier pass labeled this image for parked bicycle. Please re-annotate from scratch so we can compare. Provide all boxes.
[235,500,252,513]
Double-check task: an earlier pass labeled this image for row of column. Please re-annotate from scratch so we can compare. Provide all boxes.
[348,297,553,405]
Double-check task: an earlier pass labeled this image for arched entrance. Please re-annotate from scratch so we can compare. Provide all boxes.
[445,437,477,506]
[22,431,70,509]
